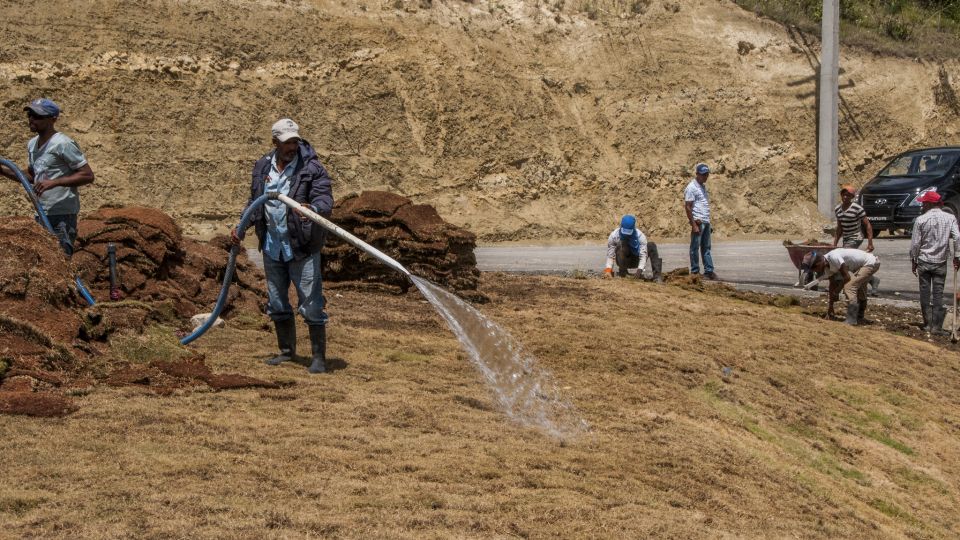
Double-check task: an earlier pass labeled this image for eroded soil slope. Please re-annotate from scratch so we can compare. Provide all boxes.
[1,0,958,241]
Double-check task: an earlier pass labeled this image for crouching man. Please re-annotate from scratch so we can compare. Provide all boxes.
[603,214,663,282]
[803,248,880,326]
[232,118,333,374]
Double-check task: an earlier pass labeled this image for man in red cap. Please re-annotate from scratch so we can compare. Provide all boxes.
[909,190,960,335]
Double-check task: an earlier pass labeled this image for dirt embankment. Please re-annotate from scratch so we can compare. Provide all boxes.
[0,0,957,242]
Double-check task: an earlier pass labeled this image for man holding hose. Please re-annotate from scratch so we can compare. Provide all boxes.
[0,98,95,256]
[231,118,334,374]
[909,191,960,335]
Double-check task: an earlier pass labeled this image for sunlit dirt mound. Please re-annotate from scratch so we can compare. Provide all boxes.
[73,206,264,319]
[0,215,277,417]
[322,191,485,301]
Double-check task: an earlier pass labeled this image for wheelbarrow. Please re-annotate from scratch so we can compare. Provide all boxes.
[784,242,836,287]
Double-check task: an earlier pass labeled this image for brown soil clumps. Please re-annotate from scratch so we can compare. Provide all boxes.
[72,206,264,319]
[323,191,485,301]
[0,211,279,418]
[105,356,279,394]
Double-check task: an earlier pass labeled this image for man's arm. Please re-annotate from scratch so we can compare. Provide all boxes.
[637,234,648,273]
[0,162,33,183]
[951,216,960,271]
[862,215,874,252]
[833,218,842,246]
[306,162,334,217]
[684,201,699,233]
[909,219,922,265]
[826,276,840,318]
[838,263,851,285]
[603,233,616,277]
[33,164,94,196]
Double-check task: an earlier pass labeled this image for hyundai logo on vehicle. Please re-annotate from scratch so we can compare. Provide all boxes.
[875,198,887,205]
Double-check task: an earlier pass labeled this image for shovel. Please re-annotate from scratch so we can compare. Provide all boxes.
[952,268,959,344]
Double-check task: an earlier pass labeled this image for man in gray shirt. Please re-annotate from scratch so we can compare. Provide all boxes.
[0,98,95,256]
[909,190,960,335]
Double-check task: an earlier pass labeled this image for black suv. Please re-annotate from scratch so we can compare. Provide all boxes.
[858,147,960,235]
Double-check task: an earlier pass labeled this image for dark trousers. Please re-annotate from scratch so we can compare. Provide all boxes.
[37,213,78,257]
[615,242,662,278]
[918,260,947,329]
[689,222,713,274]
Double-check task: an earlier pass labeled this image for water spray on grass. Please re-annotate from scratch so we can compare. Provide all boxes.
[188,192,587,437]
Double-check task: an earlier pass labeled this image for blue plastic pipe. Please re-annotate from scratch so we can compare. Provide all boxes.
[1,156,96,306]
[179,192,273,345]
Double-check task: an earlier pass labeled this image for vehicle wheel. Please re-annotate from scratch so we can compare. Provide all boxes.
[945,202,959,217]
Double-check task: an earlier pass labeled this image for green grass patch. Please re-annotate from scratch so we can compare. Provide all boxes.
[838,466,870,485]
[869,498,916,523]
[893,467,949,494]
[111,325,192,365]
[867,431,915,455]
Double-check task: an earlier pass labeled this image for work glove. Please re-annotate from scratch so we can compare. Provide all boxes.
[603,268,613,279]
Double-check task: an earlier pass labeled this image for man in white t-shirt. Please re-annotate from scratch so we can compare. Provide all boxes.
[0,98,95,256]
[684,163,716,280]
[803,248,880,325]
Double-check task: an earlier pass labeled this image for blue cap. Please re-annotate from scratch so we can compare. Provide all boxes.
[619,214,636,236]
[696,163,710,175]
[24,98,60,118]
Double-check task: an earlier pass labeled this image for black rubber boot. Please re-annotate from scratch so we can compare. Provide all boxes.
[266,318,296,366]
[845,302,859,326]
[308,324,327,374]
[857,298,868,324]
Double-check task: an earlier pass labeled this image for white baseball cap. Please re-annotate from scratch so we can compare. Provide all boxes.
[271,118,300,142]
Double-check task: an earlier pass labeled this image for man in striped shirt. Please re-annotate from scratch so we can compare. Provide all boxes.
[832,185,874,252]
[909,190,960,335]
[832,184,878,294]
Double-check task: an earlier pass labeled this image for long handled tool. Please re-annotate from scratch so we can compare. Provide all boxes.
[952,268,958,344]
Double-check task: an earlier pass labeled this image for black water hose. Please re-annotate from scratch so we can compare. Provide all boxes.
[107,243,120,301]
[1,156,96,306]
[181,192,417,345]
[179,192,273,345]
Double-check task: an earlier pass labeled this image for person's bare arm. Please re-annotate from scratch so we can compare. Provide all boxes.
[827,277,840,318]
[862,216,874,252]
[33,164,94,196]
[685,201,699,233]
[0,162,32,183]
[833,218,842,246]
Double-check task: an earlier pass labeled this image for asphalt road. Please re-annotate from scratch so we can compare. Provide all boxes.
[475,238,951,304]
[246,237,951,304]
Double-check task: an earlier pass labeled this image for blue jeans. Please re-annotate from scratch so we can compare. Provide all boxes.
[689,221,714,274]
[263,252,328,326]
[37,213,78,257]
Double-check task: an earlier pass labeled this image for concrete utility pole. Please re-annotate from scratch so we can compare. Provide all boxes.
[817,0,840,218]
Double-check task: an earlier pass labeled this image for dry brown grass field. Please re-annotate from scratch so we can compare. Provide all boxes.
[3,273,960,538]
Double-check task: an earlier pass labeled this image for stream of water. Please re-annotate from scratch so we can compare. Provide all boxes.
[411,276,588,439]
